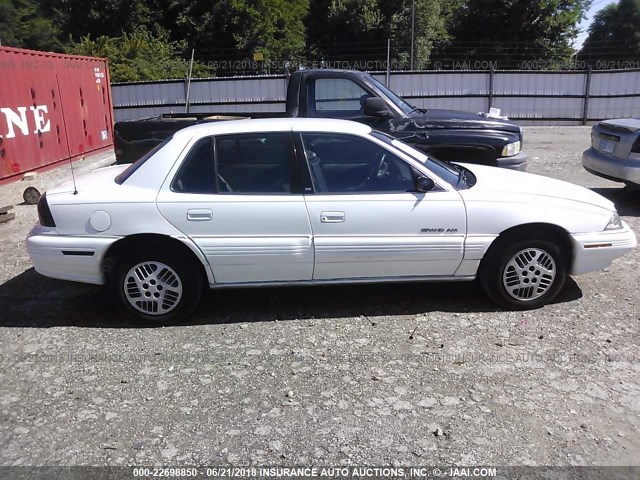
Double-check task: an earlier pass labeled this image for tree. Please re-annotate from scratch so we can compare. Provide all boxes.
[40,0,160,43]
[67,30,210,82]
[580,0,640,62]
[443,0,591,69]
[229,0,308,62]
[306,0,458,69]
[0,0,63,51]
[389,0,461,69]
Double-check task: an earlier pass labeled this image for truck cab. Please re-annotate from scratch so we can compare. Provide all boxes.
[286,69,526,170]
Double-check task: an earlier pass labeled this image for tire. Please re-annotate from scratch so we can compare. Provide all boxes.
[110,247,203,324]
[479,238,567,310]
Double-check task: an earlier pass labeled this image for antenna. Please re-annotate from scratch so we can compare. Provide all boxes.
[55,75,78,195]
[185,49,195,113]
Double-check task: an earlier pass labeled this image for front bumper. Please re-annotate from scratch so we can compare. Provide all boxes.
[26,224,119,285]
[582,147,640,185]
[496,151,528,171]
[570,222,637,275]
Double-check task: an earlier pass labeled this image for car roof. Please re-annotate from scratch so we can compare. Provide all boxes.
[173,117,373,140]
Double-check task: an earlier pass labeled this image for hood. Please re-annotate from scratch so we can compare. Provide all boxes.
[459,163,615,212]
[47,165,129,196]
[410,109,521,133]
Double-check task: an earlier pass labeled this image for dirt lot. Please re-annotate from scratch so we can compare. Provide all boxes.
[0,128,638,468]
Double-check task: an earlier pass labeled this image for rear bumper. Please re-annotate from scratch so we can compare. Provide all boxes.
[582,147,640,185]
[570,223,637,275]
[496,151,528,171]
[26,224,118,285]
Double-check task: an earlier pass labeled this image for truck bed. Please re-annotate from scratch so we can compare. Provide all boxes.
[114,112,287,164]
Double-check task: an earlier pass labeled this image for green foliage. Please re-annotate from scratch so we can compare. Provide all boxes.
[306,0,459,69]
[580,0,640,61]
[391,0,461,68]
[40,0,161,43]
[67,30,210,82]
[229,0,309,61]
[1,0,597,74]
[0,0,62,51]
[445,0,591,67]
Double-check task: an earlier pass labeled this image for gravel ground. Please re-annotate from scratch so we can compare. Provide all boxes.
[0,127,638,468]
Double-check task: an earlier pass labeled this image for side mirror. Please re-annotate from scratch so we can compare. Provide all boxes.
[363,97,393,119]
[416,176,435,192]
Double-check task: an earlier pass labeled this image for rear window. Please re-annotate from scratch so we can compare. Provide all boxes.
[115,136,173,185]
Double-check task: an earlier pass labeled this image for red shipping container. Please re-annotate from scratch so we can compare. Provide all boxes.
[0,46,114,183]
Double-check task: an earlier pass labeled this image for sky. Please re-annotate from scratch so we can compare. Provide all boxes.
[574,0,618,49]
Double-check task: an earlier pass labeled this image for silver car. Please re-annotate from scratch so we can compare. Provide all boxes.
[582,117,640,187]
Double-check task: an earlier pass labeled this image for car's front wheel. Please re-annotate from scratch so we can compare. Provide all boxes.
[111,248,203,323]
[480,239,567,310]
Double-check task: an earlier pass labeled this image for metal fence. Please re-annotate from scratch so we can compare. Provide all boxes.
[111,69,640,125]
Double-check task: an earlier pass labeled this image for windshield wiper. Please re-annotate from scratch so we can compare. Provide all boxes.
[394,131,429,142]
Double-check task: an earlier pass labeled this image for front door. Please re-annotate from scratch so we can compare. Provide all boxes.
[156,132,314,284]
[299,132,466,280]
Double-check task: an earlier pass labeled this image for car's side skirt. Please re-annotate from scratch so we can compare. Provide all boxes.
[206,275,476,289]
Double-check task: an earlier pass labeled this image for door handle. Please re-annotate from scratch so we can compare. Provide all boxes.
[187,209,213,221]
[321,211,345,223]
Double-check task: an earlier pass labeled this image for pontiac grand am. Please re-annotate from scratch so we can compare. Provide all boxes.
[27,119,636,323]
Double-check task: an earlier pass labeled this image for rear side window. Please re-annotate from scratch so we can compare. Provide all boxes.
[170,133,294,194]
[216,133,292,193]
[172,138,216,193]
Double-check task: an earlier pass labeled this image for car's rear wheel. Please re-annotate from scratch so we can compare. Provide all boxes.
[111,248,203,323]
[480,238,567,310]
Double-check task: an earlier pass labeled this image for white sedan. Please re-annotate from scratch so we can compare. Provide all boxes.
[27,118,637,323]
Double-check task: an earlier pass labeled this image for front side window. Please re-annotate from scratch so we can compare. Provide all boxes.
[300,133,415,193]
[216,133,292,193]
[310,78,371,117]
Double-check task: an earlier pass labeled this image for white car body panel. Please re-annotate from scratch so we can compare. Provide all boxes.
[304,191,466,279]
[26,118,636,297]
[156,191,314,283]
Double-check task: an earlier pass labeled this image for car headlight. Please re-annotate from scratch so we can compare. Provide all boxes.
[501,141,521,157]
[604,212,623,231]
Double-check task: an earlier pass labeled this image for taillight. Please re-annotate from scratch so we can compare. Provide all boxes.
[632,137,640,154]
[37,193,56,227]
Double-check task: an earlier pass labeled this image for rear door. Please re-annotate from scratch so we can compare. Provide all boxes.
[156,132,314,284]
[298,132,466,280]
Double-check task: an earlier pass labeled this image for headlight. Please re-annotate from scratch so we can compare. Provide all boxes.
[604,212,623,231]
[501,141,521,157]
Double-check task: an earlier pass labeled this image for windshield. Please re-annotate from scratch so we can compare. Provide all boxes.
[368,76,416,116]
[370,130,461,186]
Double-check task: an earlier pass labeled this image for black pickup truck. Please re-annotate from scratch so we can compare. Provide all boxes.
[114,69,527,170]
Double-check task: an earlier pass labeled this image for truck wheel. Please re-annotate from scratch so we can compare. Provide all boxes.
[480,239,567,310]
[111,248,203,324]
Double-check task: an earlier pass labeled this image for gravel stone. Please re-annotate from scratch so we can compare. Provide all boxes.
[0,129,639,466]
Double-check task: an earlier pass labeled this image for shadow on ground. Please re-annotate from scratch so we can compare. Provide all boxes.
[591,187,640,217]
[0,268,582,328]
